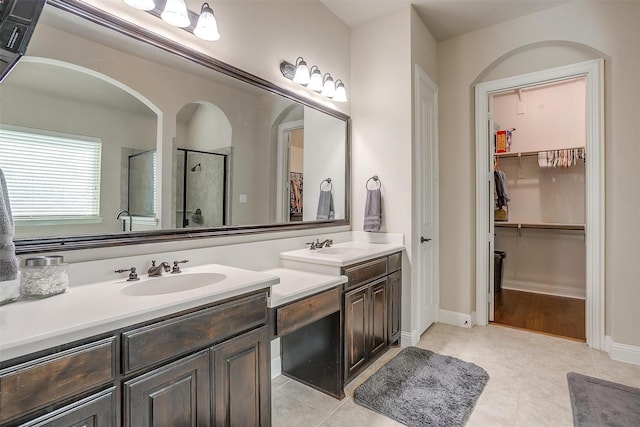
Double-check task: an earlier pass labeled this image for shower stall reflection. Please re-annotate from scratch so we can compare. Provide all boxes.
[176,148,227,228]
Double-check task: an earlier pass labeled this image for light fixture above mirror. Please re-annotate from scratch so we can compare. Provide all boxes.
[280,57,347,102]
[122,0,221,41]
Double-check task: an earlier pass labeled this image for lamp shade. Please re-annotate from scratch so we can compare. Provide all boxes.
[307,66,323,91]
[123,0,155,10]
[292,58,310,85]
[333,80,347,102]
[161,0,190,27]
[194,3,220,40]
[321,73,335,98]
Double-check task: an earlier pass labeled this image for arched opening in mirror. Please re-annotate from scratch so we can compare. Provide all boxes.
[175,102,231,229]
[274,104,304,223]
[0,56,160,238]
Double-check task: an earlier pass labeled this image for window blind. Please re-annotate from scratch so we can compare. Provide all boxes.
[0,128,102,221]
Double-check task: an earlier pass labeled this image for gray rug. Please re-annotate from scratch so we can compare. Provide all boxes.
[353,347,489,426]
[567,372,640,426]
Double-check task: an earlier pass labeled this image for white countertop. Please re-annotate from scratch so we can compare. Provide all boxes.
[263,268,347,308]
[279,241,404,267]
[0,264,279,362]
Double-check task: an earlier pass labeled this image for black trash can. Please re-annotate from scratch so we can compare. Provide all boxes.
[494,251,506,293]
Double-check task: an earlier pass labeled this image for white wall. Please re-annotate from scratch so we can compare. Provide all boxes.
[493,78,586,152]
[351,5,438,340]
[437,1,640,346]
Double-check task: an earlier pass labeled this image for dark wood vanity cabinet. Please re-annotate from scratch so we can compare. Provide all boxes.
[343,252,402,383]
[0,290,271,427]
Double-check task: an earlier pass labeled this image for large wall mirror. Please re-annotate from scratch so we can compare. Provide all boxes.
[0,0,350,254]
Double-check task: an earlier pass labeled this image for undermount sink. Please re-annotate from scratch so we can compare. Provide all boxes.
[316,247,365,255]
[121,272,228,296]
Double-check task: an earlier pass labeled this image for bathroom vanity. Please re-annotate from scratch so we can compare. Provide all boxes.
[0,266,278,427]
[279,242,404,384]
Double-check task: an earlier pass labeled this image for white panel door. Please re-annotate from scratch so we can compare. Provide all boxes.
[415,66,439,334]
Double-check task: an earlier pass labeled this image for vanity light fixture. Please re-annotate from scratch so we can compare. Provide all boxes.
[292,57,310,85]
[333,79,348,102]
[307,66,323,92]
[161,0,190,28]
[280,58,347,102]
[194,2,220,41]
[123,0,155,10]
[320,73,335,98]
[122,0,222,41]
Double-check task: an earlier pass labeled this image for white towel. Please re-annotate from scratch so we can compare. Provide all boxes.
[316,190,334,220]
[0,168,19,282]
[364,189,382,232]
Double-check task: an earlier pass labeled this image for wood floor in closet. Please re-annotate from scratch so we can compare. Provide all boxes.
[493,289,585,341]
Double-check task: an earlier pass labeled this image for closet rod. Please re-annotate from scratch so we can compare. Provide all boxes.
[494,222,585,231]
[495,147,585,159]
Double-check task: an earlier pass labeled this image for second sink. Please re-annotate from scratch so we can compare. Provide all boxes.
[121,272,227,296]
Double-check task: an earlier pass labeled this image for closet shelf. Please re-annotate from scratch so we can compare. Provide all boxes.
[495,222,585,231]
[495,147,585,159]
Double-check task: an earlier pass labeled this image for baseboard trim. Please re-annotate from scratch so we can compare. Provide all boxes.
[605,336,640,366]
[271,356,282,379]
[401,330,419,346]
[503,279,585,299]
[439,309,472,328]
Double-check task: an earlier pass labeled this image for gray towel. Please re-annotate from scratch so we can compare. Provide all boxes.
[494,170,510,209]
[364,189,381,232]
[0,168,19,282]
[316,190,334,220]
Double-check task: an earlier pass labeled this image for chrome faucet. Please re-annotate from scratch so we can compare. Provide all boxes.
[148,260,171,277]
[317,239,333,248]
[306,238,333,250]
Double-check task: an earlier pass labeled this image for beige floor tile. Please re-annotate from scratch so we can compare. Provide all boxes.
[272,322,640,427]
[466,387,519,427]
[318,398,404,427]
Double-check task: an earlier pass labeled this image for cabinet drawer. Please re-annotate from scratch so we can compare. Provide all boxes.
[388,252,402,273]
[276,287,340,336]
[0,337,116,424]
[122,292,267,374]
[343,257,387,290]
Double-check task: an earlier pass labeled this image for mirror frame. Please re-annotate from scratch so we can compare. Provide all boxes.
[14,0,350,255]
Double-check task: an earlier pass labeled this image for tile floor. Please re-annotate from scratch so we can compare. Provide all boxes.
[272,323,640,426]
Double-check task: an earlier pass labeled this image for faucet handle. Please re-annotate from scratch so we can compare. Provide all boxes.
[115,267,139,281]
[306,241,317,250]
[171,259,189,274]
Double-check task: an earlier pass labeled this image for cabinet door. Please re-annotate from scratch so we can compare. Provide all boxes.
[344,285,368,380]
[212,326,271,427]
[369,278,388,359]
[20,387,115,427]
[124,350,211,427]
[387,270,402,344]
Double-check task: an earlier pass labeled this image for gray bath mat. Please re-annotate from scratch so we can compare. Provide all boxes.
[567,372,640,426]
[353,347,489,426]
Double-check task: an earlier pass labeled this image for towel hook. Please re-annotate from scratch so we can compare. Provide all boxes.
[320,177,332,191]
[366,175,381,190]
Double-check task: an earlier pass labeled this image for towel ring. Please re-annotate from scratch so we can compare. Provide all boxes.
[366,175,381,190]
[320,177,332,191]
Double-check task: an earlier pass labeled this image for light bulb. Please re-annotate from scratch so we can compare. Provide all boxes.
[123,0,155,10]
[321,73,335,98]
[161,0,190,28]
[307,66,323,92]
[292,58,310,85]
[194,3,220,41]
[333,80,347,102]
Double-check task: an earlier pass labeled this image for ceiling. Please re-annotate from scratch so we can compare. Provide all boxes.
[319,0,571,41]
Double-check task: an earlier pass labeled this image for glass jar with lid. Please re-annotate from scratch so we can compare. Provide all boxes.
[21,255,69,298]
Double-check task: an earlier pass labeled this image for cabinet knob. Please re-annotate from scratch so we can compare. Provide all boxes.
[420,237,431,243]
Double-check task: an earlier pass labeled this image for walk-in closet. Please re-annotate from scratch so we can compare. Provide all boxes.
[492,77,586,341]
